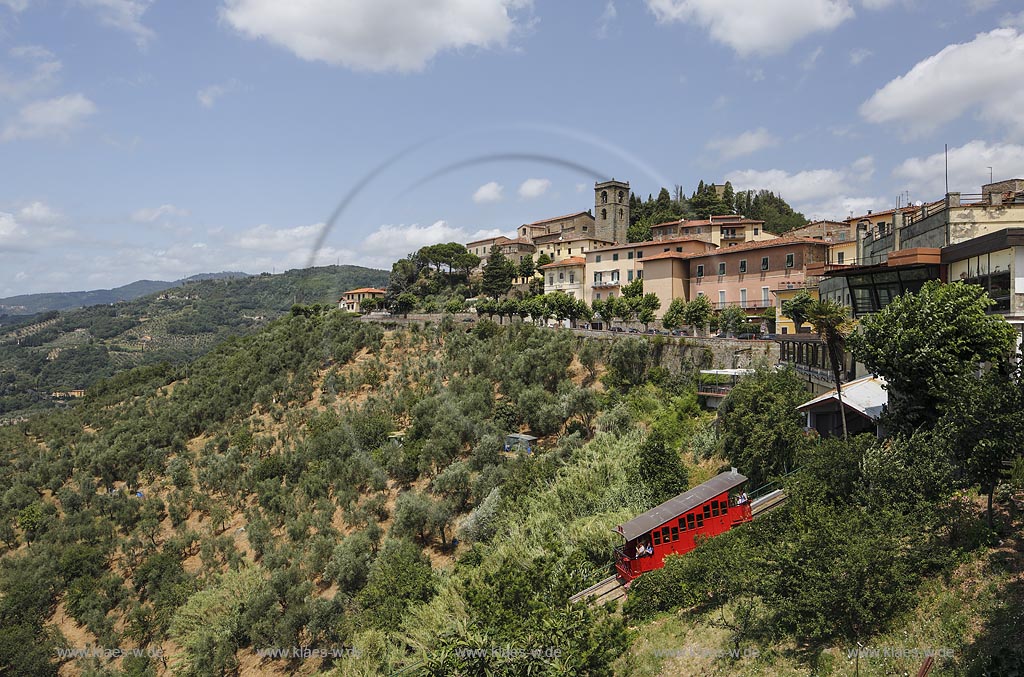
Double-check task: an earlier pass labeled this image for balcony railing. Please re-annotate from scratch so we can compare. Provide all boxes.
[696,385,733,396]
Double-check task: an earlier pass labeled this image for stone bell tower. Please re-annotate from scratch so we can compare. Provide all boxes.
[595,179,629,243]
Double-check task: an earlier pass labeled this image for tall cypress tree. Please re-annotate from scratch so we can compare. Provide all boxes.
[481,248,514,299]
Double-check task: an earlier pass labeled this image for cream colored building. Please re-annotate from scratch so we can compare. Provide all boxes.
[583,237,718,305]
[640,237,829,320]
[518,211,596,241]
[339,288,386,312]
[651,215,777,248]
[466,235,510,259]
[532,233,613,263]
[539,256,586,299]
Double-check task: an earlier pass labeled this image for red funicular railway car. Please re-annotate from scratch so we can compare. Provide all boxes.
[613,469,752,582]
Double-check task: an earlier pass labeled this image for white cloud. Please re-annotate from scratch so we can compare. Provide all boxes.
[849,47,871,64]
[0,208,74,252]
[800,195,889,220]
[235,222,325,251]
[360,220,467,260]
[726,156,880,219]
[518,178,551,199]
[860,28,1024,138]
[197,79,243,108]
[860,0,896,8]
[467,227,508,241]
[472,181,504,203]
[851,155,874,181]
[0,212,28,250]
[0,45,62,100]
[1,93,96,141]
[726,167,848,203]
[968,0,998,13]
[1001,11,1024,30]
[220,0,531,72]
[893,140,1024,197]
[645,0,853,56]
[131,204,189,223]
[0,1,31,11]
[801,45,824,70]
[17,200,62,225]
[76,0,155,48]
[706,128,780,162]
[597,1,617,38]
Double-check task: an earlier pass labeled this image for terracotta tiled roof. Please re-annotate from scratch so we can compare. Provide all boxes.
[652,216,766,229]
[344,287,386,295]
[532,233,614,245]
[640,251,692,262]
[843,205,926,222]
[586,236,718,254]
[640,236,826,263]
[539,256,586,269]
[466,235,511,246]
[694,236,824,254]
[524,211,593,227]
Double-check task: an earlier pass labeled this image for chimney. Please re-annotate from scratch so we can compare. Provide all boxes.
[856,222,869,263]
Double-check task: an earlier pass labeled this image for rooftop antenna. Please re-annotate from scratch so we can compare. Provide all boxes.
[944,144,949,195]
[987,166,993,184]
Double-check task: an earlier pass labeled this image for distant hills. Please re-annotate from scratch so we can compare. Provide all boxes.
[0,264,389,418]
[0,272,250,316]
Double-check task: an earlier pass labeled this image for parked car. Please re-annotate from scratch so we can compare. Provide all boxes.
[627,327,640,334]
[736,332,756,340]
[644,328,657,334]
[610,326,624,333]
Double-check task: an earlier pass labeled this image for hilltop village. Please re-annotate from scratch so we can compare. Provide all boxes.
[342,175,1024,357]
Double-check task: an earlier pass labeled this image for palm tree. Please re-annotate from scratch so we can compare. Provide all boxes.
[806,299,856,439]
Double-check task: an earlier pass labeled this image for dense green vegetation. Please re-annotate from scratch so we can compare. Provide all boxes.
[0,265,387,419]
[0,280,1020,676]
[627,181,808,241]
[623,283,1024,675]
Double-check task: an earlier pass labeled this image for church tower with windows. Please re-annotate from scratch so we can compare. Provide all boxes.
[595,179,630,243]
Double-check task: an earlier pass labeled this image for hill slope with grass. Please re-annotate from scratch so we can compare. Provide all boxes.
[0,306,1020,676]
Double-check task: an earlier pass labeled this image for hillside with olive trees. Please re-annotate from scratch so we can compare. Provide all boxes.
[0,283,1021,676]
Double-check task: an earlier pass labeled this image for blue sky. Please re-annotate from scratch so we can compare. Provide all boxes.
[2,0,1024,296]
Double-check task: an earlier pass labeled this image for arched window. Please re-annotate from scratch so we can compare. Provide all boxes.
[601,191,608,204]
[617,190,624,203]
[601,208,607,219]
[618,208,624,220]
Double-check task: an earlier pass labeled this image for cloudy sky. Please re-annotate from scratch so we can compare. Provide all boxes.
[2,0,1024,296]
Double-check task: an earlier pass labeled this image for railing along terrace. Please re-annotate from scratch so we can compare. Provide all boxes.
[905,200,950,227]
